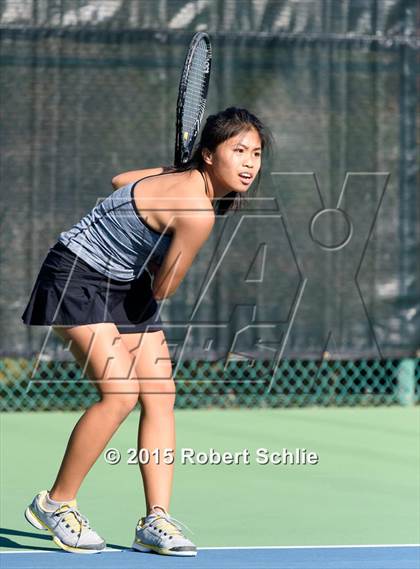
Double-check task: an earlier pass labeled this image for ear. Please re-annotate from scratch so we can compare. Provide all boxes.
[202,148,213,166]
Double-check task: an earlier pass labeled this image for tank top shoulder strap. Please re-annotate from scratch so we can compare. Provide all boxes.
[130,176,169,237]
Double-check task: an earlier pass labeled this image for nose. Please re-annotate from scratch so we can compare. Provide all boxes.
[243,155,254,168]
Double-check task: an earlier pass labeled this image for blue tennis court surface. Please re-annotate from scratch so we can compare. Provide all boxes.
[1,545,419,569]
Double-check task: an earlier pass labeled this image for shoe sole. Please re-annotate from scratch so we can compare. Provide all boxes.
[132,539,197,557]
[24,506,104,555]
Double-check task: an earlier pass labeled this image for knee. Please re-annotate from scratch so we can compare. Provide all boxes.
[100,394,139,420]
[139,377,176,412]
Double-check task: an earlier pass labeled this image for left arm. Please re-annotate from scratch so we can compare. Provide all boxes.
[152,206,215,300]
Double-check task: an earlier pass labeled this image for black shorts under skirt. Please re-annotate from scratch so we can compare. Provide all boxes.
[21,242,163,334]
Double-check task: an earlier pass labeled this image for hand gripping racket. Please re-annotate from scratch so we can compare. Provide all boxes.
[174,32,212,167]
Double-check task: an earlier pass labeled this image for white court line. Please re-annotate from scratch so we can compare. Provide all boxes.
[1,544,419,554]
[199,544,420,550]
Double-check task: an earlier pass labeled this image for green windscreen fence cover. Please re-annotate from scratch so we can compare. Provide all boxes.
[0,0,418,363]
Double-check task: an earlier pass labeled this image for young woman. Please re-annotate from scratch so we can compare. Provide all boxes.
[21,107,269,556]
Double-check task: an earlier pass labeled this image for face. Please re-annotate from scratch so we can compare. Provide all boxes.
[204,127,262,193]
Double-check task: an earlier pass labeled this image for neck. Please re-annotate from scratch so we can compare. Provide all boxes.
[199,168,229,203]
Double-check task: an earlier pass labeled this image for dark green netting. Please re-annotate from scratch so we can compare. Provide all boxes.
[1,1,418,409]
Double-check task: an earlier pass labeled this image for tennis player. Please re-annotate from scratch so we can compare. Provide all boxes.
[22,107,269,556]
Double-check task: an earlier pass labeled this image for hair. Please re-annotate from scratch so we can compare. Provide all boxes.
[172,107,272,215]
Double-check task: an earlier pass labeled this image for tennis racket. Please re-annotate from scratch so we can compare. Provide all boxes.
[174,32,212,167]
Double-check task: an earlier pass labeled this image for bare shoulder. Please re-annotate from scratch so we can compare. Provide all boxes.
[170,170,215,232]
[173,199,215,236]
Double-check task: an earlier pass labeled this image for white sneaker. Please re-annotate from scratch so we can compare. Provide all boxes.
[132,505,197,556]
[25,490,106,554]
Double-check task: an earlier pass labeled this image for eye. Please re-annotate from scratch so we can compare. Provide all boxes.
[234,147,243,153]
[254,152,261,157]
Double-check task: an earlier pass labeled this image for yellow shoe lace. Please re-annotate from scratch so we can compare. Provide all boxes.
[53,504,90,535]
[150,516,183,537]
[142,505,193,538]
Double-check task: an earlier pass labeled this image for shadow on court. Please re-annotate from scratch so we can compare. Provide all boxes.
[0,527,126,553]
[0,528,56,551]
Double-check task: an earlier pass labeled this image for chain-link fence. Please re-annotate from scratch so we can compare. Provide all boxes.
[1,356,419,411]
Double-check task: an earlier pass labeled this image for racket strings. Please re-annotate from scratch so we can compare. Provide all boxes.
[182,41,210,139]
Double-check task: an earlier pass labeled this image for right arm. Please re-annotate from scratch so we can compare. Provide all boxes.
[111,167,171,190]
[152,202,215,300]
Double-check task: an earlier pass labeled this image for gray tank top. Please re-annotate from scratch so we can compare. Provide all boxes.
[58,180,173,281]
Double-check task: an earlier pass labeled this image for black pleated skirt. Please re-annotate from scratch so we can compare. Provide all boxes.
[21,242,163,334]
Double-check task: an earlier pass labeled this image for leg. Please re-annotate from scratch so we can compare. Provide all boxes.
[119,330,175,514]
[49,323,141,501]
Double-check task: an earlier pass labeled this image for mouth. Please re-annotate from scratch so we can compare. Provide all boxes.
[238,172,253,186]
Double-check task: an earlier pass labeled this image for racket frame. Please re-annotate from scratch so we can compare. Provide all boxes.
[174,32,212,167]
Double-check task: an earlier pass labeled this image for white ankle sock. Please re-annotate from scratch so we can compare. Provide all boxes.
[42,491,74,512]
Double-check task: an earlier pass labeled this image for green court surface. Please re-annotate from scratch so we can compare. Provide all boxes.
[1,406,419,551]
